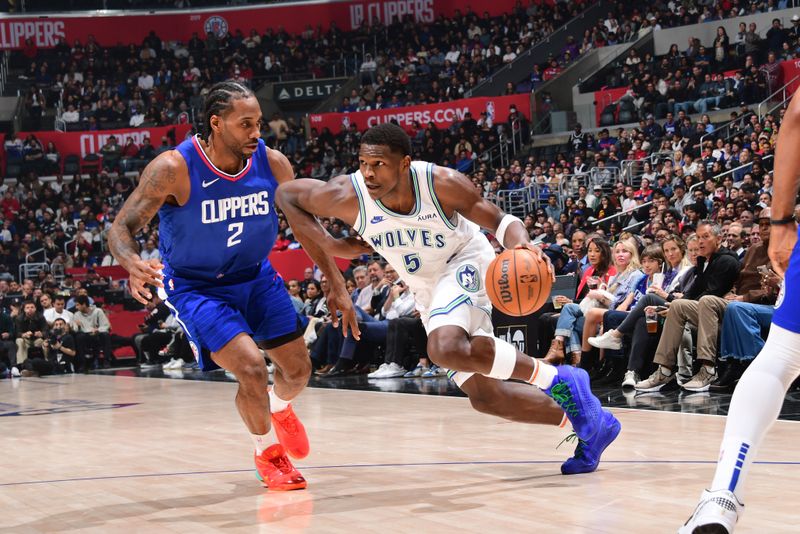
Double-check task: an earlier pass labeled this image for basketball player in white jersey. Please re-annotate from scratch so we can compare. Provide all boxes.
[679,95,800,532]
[278,123,620,474]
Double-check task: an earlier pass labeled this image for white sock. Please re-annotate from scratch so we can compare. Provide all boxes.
[527,358,558,390]
[268,388,291,414]
[251,433,273,455]
[660,365,673,376]
[709,324,800,503]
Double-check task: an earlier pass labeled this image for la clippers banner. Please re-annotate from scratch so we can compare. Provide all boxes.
[16,124,192,159]
[780,59,800,95]
[0,0,524,50]
[309,94,531,134]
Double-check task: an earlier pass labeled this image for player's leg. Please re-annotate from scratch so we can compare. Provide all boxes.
[457,372,565,425]
[427,306,620,474]
[249,267,312,461]
[211,333,272,436]
[679,325,800,533]
[211,333,306,491]
[681,244,800,533]
[259,333,312,460]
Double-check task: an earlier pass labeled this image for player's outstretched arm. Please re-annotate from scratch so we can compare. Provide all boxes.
[769,92,800,276]
[276,174,363,339]
[431,166,552,274]
[108,152,185,304]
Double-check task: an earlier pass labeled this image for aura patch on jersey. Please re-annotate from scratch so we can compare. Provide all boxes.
[456,264,480,292]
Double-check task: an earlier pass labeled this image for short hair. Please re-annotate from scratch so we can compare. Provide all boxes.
[202,80,254,140]
[640,244,666,265]
[75,295,90,307]
[361,123,412,156]
[697,220,722,236]
[352,266,368,276]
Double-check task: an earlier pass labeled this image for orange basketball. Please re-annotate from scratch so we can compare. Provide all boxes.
[486,248,553,316]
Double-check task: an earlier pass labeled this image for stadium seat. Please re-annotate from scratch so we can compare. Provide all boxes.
[81,153,103,174]
[63,154,80,175]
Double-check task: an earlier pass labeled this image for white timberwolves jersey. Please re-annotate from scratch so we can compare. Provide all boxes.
[350,161,496,318]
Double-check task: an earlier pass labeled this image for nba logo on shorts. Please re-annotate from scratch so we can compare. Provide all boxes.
[456,264,480,292]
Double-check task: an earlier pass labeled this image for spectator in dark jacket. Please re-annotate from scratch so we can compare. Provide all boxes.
[635,222,741,392]
[15,300,47,368]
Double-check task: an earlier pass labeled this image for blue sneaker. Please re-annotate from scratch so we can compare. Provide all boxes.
[545,365,604,440]
[560,410,621,475]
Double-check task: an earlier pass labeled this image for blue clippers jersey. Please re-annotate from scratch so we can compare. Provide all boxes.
[158,135,278,282]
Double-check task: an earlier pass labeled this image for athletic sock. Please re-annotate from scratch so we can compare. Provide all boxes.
[268,388,291,413]
[527,358,558,390]
[708,324,800,503]
[660,365,673,376]
[251,433,273,455]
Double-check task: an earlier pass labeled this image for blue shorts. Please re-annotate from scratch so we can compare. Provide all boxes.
[160,262,304,370]
[772,233,800,334]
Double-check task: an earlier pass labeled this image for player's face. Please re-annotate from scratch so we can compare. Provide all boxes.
[215,96,262,159]
[358,144,411,200]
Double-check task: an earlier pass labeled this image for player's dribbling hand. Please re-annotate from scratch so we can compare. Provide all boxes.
[128,258,164,304]
[514,243,555,281]
[324,284,361,340]
[769,222,798,277]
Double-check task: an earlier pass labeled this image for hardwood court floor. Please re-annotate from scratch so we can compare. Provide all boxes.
[1,374,799,533]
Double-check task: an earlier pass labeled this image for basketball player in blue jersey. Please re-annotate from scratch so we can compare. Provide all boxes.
[277,123,621,475]
[108,81,360,492]
[679,96,800,532]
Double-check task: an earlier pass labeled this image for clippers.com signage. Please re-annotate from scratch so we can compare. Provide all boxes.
[309,94,531,134]
[14,124,192,159]
[0,0,528,50]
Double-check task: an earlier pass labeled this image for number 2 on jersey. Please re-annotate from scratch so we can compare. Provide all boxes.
[227,222,243,247]
[402,253,421,274]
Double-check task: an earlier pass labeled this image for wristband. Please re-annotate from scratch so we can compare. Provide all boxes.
[770,216,796,226]
[495,214,523,247]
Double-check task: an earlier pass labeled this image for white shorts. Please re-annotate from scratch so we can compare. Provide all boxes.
[419,242,495,388]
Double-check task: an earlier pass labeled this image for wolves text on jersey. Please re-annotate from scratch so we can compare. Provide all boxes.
[201,191,270,224]
[368,228,446,250]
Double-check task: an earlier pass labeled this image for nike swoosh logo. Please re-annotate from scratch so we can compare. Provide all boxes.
[370,215,386,224]
[202,178,220,188]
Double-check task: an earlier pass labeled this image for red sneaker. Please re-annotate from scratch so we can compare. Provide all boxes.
[271,404,310,459]
[254,444,307,491]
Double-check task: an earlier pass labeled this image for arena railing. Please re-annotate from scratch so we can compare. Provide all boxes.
[757,74,800,121]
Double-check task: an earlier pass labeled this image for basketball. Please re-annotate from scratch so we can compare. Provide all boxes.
[486,248,552,316]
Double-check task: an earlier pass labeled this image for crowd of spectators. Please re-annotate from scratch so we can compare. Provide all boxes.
[589,12,800,126]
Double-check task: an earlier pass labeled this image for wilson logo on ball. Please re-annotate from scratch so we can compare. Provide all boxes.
[498,259,513,303]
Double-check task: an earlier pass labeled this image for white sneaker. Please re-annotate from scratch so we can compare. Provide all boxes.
[163,358,181,370]
[621,370,639,389]
[588,330,623,350]
[367,363,390,378]
[10,366,20,378]
[682,366,716,393]
[678,489,742,534]
[635,366,675,392]
[371,362,407,378]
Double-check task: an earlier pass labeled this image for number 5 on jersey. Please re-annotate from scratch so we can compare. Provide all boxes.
[227,222,244,247]
[403,253,421,274]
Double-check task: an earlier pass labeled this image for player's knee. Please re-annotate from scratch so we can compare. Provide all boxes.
[427,335,469,370]
[281,355,312,384]
[234,357,268,388]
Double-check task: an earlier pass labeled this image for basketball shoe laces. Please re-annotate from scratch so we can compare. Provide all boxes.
[270,452,295,474]
[549,382,578,418]
[557,432,587,458]
[278,415,298,434]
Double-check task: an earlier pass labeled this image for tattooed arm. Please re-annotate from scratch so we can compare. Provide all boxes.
[108,151,188,304]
